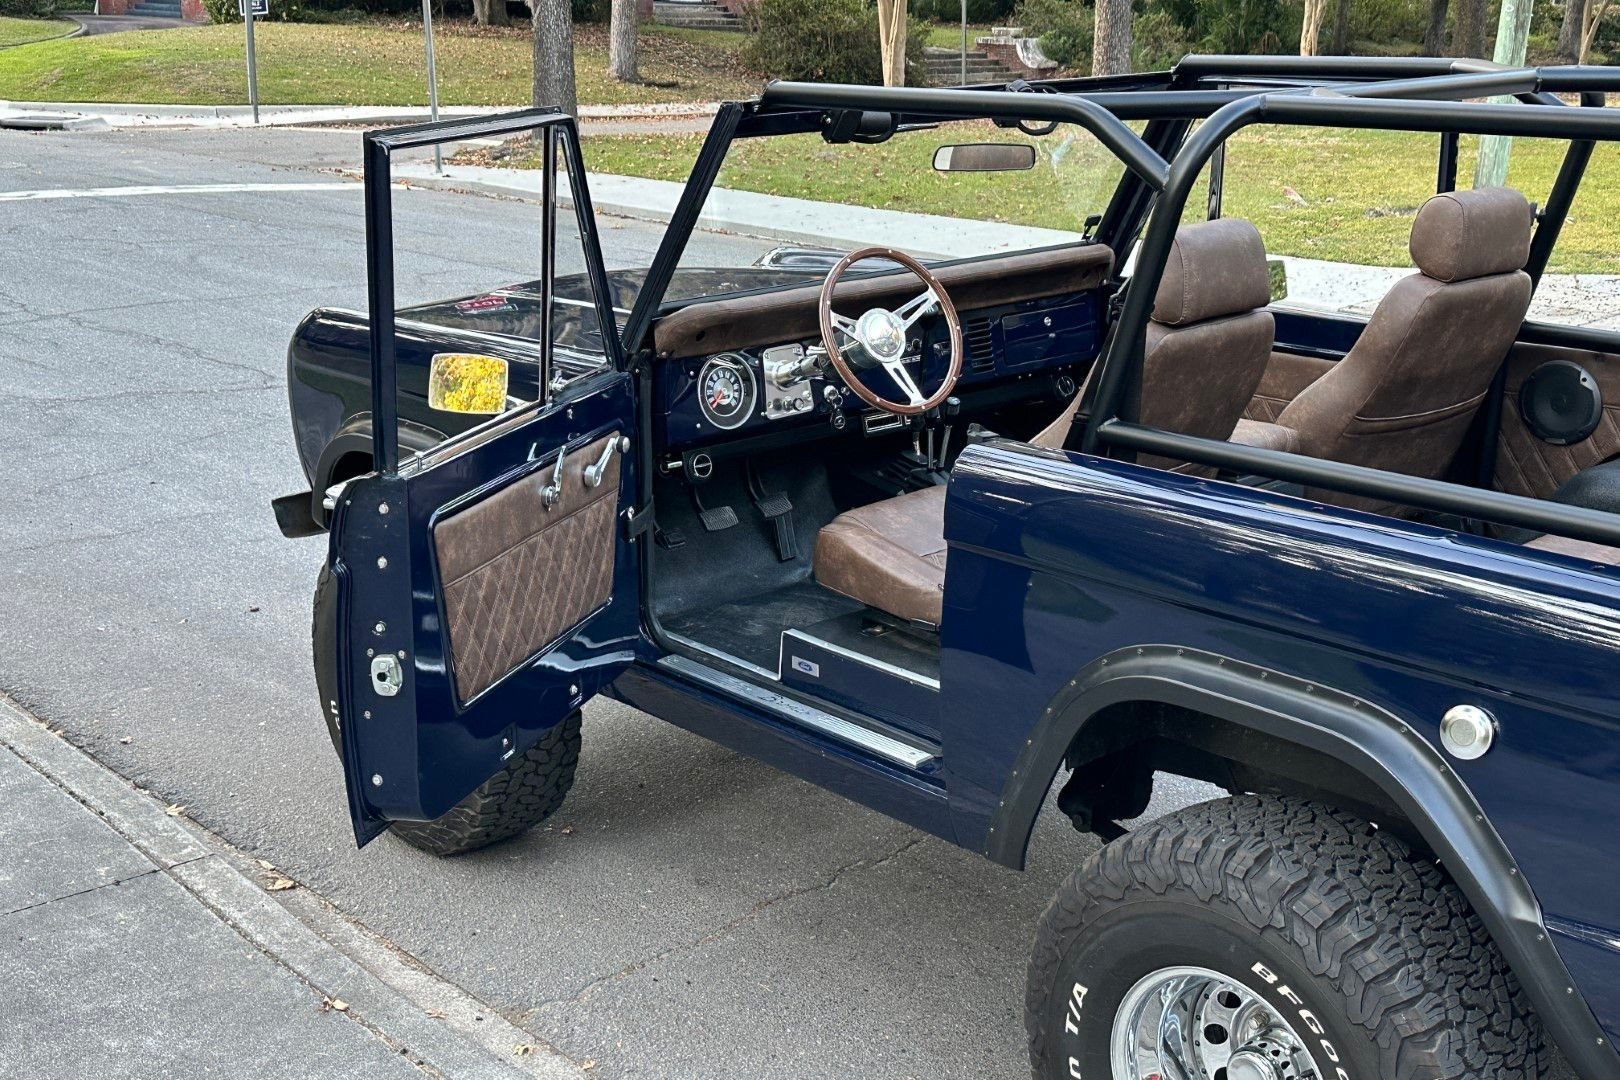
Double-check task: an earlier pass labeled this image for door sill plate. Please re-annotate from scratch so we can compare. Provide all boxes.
[658,654,936,770]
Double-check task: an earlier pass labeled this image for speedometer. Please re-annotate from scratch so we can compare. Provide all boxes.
[697,354,757,431]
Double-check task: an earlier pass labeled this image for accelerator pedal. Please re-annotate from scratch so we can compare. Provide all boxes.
[746,462,799,561]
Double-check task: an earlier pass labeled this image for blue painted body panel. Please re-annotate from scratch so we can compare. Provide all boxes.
[939,440,1620,1041]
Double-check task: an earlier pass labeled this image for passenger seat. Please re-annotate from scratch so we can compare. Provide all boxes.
[1236,187,1535,513]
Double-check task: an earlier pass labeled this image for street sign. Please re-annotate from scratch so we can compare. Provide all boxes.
[239,0,267,14]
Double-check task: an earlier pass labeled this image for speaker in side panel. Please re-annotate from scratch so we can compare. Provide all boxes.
[1520,360,1603,446]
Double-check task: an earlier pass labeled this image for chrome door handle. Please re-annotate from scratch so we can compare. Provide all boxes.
[584,437,628,488]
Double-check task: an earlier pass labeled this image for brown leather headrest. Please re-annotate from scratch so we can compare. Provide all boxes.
[1152,217,1271,327]
[1409,187,1532,283]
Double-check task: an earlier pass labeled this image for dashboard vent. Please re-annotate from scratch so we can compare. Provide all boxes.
[965,317,995,373]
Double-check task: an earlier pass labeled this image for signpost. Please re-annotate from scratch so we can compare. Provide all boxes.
[422,0,442,174]
[239,0,267,124]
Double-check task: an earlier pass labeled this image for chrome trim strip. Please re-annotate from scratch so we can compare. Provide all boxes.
[781,629,941,691]
[664,631,779,681]
[658,655,936,769]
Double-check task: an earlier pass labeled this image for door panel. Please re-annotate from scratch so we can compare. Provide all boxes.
[1495,342,1620,500]
[328,112,637,845]
[436,432,621,703]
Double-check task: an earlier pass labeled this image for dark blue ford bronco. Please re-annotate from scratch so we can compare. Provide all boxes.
[275,57,1620,1079]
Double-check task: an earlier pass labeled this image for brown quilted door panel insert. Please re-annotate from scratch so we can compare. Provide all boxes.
[434,433,621,703]
[1494,343,1620,501]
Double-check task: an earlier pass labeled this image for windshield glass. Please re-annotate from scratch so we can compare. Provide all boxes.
[650,119,1130,303]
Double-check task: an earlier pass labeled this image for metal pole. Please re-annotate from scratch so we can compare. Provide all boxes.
[960,0,967,86]
[243,1,259,125]
[421,0,442,174]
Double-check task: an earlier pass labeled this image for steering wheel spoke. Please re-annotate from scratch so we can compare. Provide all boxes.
[816,246,963,417]
[830,310,860,339]
[893,288,938,331]
[882,357,928,407]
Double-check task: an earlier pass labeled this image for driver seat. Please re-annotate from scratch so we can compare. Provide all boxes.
[814,218,1275,628]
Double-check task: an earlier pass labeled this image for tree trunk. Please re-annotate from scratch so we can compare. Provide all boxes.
[1424,0,1450,54]
[1299,0,1328,54]
[876,0,908,87]
[530,0,577,115]
[609,0,638,83]
[1451,0,1488,57]
[1559,0,1586,59]
[1331,0,1352,52]
[473,0,511,27]
[1474,0,1534,189]
[1092,0,1132,76]
[1581,0,1612,60]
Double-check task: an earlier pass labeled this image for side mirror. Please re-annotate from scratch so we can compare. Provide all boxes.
[933,143,1037,173]
[428,353,510,415]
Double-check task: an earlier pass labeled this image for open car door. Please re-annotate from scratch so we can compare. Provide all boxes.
[326,112,639,845]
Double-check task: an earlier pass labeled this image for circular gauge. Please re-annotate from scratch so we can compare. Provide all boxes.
[697,353,757,431]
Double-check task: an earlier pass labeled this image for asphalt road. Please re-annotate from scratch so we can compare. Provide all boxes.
[0,124,1216,1079]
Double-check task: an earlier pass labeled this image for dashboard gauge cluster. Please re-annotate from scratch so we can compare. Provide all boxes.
[696,353,757,430]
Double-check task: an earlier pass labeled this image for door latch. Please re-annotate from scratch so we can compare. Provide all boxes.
[370,654,403,697]
[584,436,628,488]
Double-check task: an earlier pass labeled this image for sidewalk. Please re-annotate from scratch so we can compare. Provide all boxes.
[0,697,581,1080]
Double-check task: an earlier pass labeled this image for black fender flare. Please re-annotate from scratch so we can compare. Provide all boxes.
[988,644,1619,1080]
[311,414,447,524]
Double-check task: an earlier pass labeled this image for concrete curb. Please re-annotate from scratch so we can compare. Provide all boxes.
[0,98,722,129]
[0,695,585,1080]
[0,19,83,49]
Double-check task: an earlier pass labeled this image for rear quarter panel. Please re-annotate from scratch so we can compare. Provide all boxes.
[941,440,1620,1045]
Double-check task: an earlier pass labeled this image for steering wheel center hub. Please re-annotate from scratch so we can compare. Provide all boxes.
[855,308,907,362]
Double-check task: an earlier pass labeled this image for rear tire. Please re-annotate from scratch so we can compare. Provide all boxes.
[1026,794,1548,1079]
[312,564,581,856]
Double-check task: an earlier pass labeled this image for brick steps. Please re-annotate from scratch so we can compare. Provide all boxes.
[923,47,1017,85]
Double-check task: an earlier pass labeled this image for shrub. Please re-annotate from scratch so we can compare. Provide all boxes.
[743,0,926,84]
[1012,0,1092,68]
[202,0,239,23]
[1133,7,1191,69]
[0,0,60,15]
[911,0,1017,21]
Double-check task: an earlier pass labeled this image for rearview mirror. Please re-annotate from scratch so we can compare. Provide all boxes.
[428,353,511,415]
[932,143,1037,173]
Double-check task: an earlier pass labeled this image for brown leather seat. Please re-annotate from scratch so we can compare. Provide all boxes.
[1251,187,1535,513]
[814,218,1276,627]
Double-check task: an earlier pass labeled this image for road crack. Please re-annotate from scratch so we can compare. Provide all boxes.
[533,833,928,1015]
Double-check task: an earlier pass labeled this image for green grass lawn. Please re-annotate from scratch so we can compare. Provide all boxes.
[0,19,758,105]
[921,22,993,49]
[0,16,74,48]
[556,122,1620,274]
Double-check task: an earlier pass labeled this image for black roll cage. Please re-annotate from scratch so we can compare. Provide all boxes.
[652,60,1620,553]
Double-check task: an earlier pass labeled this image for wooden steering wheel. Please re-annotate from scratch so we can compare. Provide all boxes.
[816,247,964,417]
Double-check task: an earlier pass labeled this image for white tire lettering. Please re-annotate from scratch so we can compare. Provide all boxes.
[1251,962,1278,985]
[1067,1056,1083,1078]
[1063,982,1088,1036]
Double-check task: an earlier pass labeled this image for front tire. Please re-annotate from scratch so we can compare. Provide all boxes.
[312,564,582,856]
[1026,795,1547,1079]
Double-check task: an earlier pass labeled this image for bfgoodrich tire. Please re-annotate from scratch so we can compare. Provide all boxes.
[1026,795,1547,1080]
[312,564,581,856]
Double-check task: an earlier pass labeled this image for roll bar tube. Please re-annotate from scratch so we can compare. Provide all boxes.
[760,81,1171,191]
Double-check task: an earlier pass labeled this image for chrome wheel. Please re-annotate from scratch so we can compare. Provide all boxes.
[1110,966,1326,1080]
